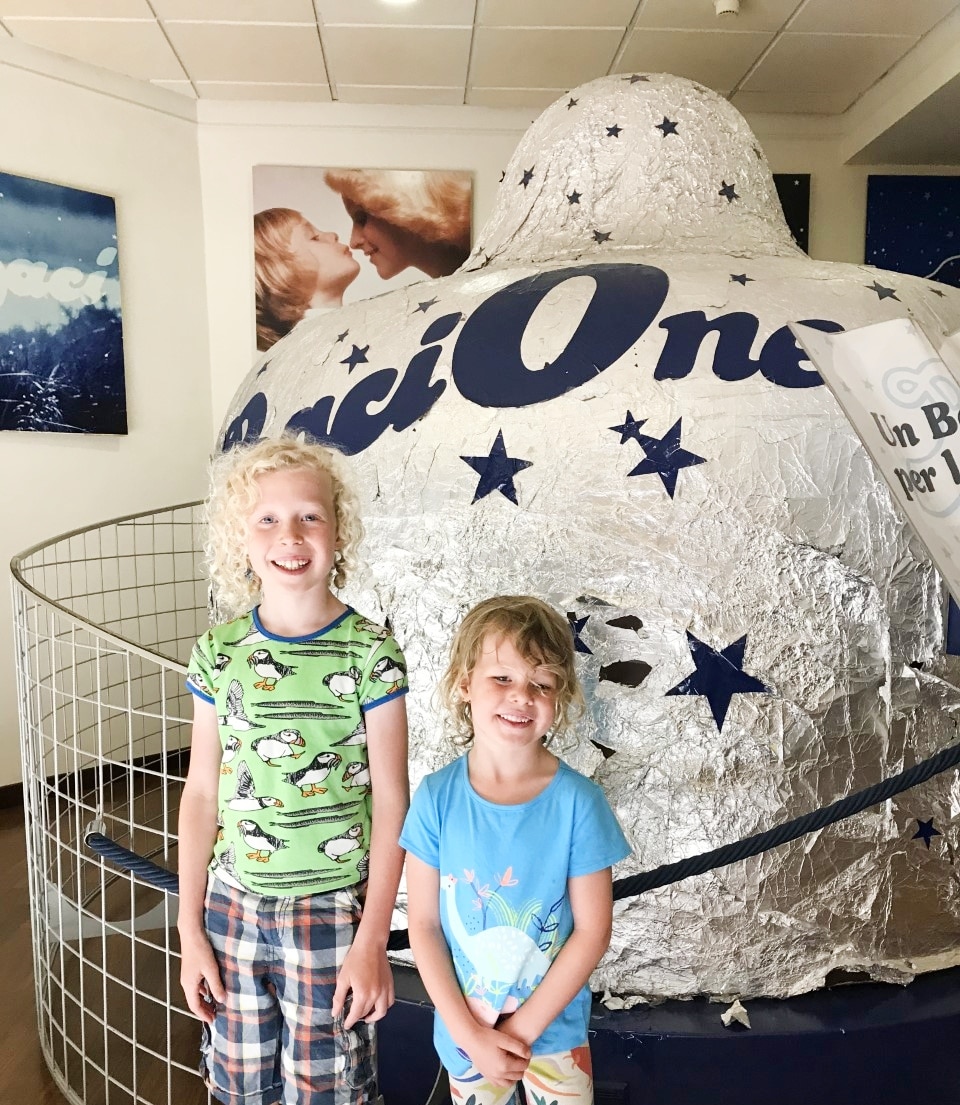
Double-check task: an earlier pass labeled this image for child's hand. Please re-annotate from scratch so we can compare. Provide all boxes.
[464,1024,531,1087]
[179,931,226,1024]
[333,937,395,1029]
[495,1010,535,1046]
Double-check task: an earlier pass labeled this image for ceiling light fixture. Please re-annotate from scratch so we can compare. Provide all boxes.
[715,0,740,14]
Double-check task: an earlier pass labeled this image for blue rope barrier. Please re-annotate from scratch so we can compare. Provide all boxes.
[84,827,181,894]
[611,738,960,901]
[82,739,960,953]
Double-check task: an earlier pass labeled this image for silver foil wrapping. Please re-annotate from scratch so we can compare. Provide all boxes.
[220,75,960,999]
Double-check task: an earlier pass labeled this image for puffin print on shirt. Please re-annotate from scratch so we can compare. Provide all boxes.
[187,606,407,897]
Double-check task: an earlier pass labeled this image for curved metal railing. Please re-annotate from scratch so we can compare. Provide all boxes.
[11,503,209,1105]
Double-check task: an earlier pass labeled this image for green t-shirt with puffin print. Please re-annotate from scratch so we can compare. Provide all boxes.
[186,606,407,898]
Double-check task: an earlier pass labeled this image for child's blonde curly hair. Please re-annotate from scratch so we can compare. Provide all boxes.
[439,596,585,749]
[204,436,364,620]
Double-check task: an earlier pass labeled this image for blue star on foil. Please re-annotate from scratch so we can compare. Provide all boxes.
[567,97,579,109]
[520,167,535,187]
[866,281,900,301]
[656,117,679,136]
[666,632,770,730]
[414,298,439,313]
[340,344,369,372]
[606,124,623,138]
[566,613,593,655]
[623,74,649,83]
[461,430,532,505]
[913,818,942,848]
[730,273,753,285]
[932,287,946,297]
[498,170,505,183]
[567,190,582,204]
[628,418,706,498]
[719,181,739,203]
[335,329,349,343]
[610,410,646,444]
[593,229,612,243]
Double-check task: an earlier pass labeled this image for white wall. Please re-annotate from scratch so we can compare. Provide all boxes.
[0,42,213,787]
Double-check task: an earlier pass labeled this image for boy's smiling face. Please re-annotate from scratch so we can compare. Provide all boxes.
[245,467,339,600]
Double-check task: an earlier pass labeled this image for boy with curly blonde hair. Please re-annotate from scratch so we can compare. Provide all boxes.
[179,436,408,1105]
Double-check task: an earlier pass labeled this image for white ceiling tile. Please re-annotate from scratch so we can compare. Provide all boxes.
[165,22,327,83]
[194,81,331,100]
[152,0,315,20]
[619,29,773,93]
[478,0,637,27]
[743,32,917,96]
[0,0,152,15]
[316,0,474,27]
[338,84,464,105]
[150,78,197,97]
[322,26,470,86]
[790,0,958,37]
[467,87,566,109]
[731,88,856,115]
[471,28,623,88]
[4,17,187,80]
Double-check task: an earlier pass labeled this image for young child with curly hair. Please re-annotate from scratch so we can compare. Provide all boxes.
[179,435,408,1105]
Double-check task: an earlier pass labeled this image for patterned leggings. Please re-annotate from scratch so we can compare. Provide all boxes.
[448,1045,593,1105]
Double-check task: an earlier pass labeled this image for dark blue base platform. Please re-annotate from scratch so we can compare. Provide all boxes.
[379,964,960,1105]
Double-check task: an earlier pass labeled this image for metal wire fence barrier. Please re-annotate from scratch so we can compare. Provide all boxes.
[11,503,209,1105]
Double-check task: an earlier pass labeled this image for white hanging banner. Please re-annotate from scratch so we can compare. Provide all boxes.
[790,317,960,598]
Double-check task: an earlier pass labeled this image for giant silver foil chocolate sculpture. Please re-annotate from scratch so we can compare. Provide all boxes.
[221,74,960,999]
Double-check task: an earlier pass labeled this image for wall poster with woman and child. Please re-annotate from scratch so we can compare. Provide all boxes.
[252,165,473,352]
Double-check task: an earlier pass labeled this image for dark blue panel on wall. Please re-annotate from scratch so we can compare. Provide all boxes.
[947,595,960,656]
[866,174,960,287]
[773,173,810,253]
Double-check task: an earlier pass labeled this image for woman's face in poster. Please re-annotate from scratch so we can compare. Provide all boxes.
[289,220,360,296]
[346,204,424,280]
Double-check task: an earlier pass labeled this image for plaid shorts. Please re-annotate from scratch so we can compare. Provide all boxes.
[200,875,376,1105]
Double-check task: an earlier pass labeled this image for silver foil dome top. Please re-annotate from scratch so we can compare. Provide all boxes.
[468,73,800,267]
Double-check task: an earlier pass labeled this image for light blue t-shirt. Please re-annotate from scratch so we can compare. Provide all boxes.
[400,756,631,1076]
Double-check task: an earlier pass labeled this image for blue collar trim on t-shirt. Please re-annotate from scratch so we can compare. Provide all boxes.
[251,605,355,643]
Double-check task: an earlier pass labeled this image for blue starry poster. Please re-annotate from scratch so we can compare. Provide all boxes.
[0,170,126,434]
[865,175,960,287]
